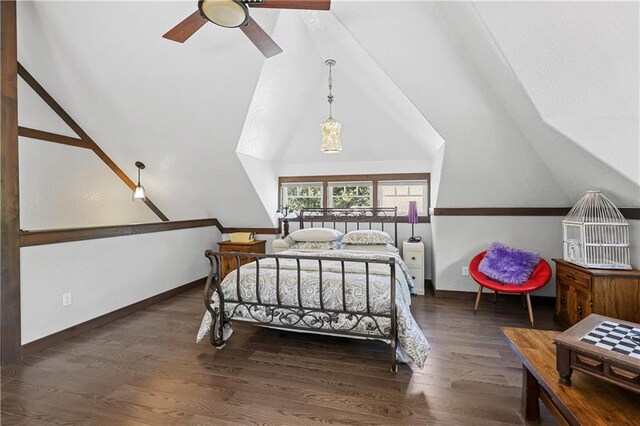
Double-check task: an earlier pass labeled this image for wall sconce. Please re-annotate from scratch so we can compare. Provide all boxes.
[275,204,297,237]
[133,161,146,201]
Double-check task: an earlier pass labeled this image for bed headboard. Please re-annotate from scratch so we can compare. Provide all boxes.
[297,207,398,247]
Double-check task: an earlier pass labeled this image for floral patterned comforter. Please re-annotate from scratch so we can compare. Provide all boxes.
[196,249,430,368]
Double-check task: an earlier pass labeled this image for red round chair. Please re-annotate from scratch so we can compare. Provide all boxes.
[469,251,551,327]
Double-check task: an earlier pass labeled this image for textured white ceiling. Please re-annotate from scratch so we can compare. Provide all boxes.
[16,1,640,232]
[475,1,639,187]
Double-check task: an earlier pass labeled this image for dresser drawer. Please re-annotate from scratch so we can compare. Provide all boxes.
[403,250,423,267]
[557,264,591,289]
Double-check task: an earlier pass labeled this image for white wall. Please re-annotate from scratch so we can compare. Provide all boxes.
[432,216,564,297]
[19,137,159,229]
[21,226,220,344]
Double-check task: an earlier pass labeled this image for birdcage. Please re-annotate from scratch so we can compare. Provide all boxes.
[563,191,631,269]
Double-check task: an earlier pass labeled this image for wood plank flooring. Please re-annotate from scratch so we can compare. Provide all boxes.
[1,288,561,425]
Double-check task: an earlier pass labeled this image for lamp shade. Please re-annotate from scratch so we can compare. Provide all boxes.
[320,118,343,153]
[407,201,419,224]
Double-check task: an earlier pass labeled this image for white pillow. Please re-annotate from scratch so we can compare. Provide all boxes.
[342,230,393,245]
[289,228,344,242]
[340,243,399,254]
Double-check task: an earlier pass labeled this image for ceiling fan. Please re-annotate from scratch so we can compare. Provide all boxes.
[163,0,331,58]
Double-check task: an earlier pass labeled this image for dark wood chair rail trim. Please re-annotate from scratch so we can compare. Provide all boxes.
[432,207,640,220]
[20,219,221,247]
[279,172,430,184]
[22,277,206,355]
[222,226,280,235]
[1,0,21,364]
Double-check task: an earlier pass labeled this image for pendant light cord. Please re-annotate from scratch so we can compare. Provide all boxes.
[327,61,334,119]
[137,167,141,187]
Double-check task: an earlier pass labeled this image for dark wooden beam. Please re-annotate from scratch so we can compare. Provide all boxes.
[432,208,572,216]
[18,126,90,149]
[1,0,21,364]
[16,63,170,222]
[222,226,279,235]
[279,172,429,184]
[620,208,640,220]
[432,207,640,220]
[20,219,221,247]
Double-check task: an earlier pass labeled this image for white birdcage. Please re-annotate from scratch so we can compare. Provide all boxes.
[563,191,631,270]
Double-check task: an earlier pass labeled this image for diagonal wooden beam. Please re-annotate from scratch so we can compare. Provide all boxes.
[17,63,169,222]
[1,0,21,364]
[18,126,91,149]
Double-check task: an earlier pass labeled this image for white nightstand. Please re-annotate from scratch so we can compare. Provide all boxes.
[402,240,425,295]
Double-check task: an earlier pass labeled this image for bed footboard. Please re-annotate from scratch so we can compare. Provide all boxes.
[203,250,398,372]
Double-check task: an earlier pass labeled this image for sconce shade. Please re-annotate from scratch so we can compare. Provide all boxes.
[133,185,146,201]
[407,201,419,224]
[320,118,343,154]
[198,0,249,28]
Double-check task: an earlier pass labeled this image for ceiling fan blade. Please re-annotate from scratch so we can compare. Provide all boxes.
[248,0,330,10]
[163,10,208,43]
[240,17,283,58]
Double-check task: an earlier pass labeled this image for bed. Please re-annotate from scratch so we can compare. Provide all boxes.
[196,208,430,371]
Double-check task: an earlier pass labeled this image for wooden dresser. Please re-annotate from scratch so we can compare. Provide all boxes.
[217,240,266,280]
[553,258,640,327]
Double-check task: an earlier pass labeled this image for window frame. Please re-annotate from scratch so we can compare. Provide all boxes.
[281,182,323,212]
[327,181,373,209]
[278,173,430,222]
[377,180,429,215]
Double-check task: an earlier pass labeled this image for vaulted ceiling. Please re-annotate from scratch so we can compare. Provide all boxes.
[17,1,639,230]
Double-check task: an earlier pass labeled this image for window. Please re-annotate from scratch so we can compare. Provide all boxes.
[282,183,322,212]
[328,183,372,208]
[278,173,430,217]
[378,181,428,214]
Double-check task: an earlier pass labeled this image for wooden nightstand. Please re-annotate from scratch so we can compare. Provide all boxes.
[402,240,425,295]
[553,259,640,327]
[217,240,266,280]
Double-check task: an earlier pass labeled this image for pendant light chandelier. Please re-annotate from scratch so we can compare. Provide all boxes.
[320,59,342,154]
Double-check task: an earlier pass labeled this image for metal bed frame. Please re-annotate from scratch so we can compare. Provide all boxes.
[203,207,401,372]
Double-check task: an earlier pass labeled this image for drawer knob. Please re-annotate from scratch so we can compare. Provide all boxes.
[560,296,565,305]
[576,305,583,315]
[411,256,416,260]
[412,276,416,280]
[567,273,576,280]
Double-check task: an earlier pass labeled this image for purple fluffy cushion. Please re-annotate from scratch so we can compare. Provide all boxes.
[478,243,541,285]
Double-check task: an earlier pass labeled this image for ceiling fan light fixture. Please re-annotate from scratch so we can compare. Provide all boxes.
[198,0,249,28]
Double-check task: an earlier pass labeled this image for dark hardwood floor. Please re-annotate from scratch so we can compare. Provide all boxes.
[1,288,561,425]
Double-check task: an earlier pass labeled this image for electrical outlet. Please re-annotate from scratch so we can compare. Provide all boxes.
[462,266,469,276]
[62,292,72,307]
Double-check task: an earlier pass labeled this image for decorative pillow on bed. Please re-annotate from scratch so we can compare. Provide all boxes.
[289,241,339,251]
[478,242,541,285]
[342,230,393,245]
[340,243,399,254]
[289,228,344,242]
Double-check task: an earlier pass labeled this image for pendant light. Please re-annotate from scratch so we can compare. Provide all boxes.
[133,161,146,201]
[320,59,343,154]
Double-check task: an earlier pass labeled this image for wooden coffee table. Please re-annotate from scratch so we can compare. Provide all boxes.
[502,327,640,425]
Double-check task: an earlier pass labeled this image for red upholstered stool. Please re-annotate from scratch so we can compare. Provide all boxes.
[469,251,551,327]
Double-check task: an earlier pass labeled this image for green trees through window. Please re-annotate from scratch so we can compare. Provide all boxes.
[330,185,372,208]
